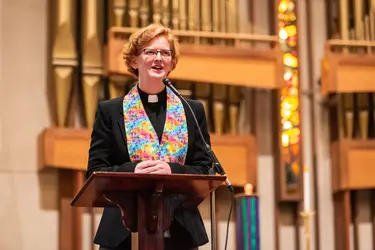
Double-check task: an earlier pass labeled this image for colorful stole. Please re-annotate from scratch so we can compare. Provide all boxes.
[123,85,188,165]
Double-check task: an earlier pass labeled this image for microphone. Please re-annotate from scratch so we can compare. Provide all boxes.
[162,78,234,193]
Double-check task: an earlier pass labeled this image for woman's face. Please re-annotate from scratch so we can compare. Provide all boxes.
[132,36,175,81]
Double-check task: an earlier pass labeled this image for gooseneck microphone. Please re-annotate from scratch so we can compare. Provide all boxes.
[162,78,234,194]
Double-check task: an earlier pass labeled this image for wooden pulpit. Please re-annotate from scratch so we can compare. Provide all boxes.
[71,172,226,250]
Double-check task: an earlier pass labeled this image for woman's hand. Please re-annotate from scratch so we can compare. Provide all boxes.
[134,160,171,174]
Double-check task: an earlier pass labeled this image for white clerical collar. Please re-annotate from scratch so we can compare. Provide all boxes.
[148,94,158,103]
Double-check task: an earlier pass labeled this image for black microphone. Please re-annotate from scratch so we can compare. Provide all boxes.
[162,78,234,193]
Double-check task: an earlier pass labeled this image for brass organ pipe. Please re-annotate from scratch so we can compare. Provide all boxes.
[179,0,187,30]
[188,0,200,44]
[162,0,170,26]
[340,0,349,52]
[112,0,126,26]
[171,0,180,29]
[219,0,226,33]
[227,0,238,33]
[140,0,150,27]
[53,0,77,127]
[370,1,375,42]
[153,0,162,24]
[201,0,212,44]
[187,0,199,31]
[201,0,212,32]
[354,0,364,39]
[129,0,140,27]
[212,0,220,33]
[109,0,128,99]
[364,15,371,54]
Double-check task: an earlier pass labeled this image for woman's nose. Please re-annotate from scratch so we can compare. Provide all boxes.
[155,52,162,60]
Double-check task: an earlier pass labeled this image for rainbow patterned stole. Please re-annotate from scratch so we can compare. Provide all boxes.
[123,85,188,165]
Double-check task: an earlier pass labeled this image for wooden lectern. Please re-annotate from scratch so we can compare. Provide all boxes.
[71,172,226,250]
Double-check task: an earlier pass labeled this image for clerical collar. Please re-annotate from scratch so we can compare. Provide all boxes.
[148,95,158,103]
[138,85,167,104]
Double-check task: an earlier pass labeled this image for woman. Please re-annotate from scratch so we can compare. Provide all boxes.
[87,23,212,250]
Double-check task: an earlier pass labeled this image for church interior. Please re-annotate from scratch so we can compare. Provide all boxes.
[1,0,375,250]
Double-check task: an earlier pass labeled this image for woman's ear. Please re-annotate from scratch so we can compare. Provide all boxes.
[166,59,177,77]
[130,56,138,69]
[170,58,177,71]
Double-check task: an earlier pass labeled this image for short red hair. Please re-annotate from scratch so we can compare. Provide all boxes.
[122,23,180,76]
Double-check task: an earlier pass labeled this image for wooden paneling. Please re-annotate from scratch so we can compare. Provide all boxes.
[42,128,91,171]
[321,43,375,96]
[331,140,375,192]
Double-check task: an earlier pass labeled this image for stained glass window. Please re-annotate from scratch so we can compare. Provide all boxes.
[277,0,301,195]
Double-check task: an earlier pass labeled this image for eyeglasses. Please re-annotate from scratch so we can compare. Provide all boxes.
[141,48,173,58]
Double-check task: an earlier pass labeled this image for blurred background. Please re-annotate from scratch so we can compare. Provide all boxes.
[1,0,375,250]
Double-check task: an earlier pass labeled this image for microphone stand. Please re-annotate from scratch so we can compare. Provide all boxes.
[163,78,234,250]
[208,162,233,250]
[208,168,217,250]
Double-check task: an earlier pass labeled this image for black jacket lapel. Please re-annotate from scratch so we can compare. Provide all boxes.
[117,105,126,147]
